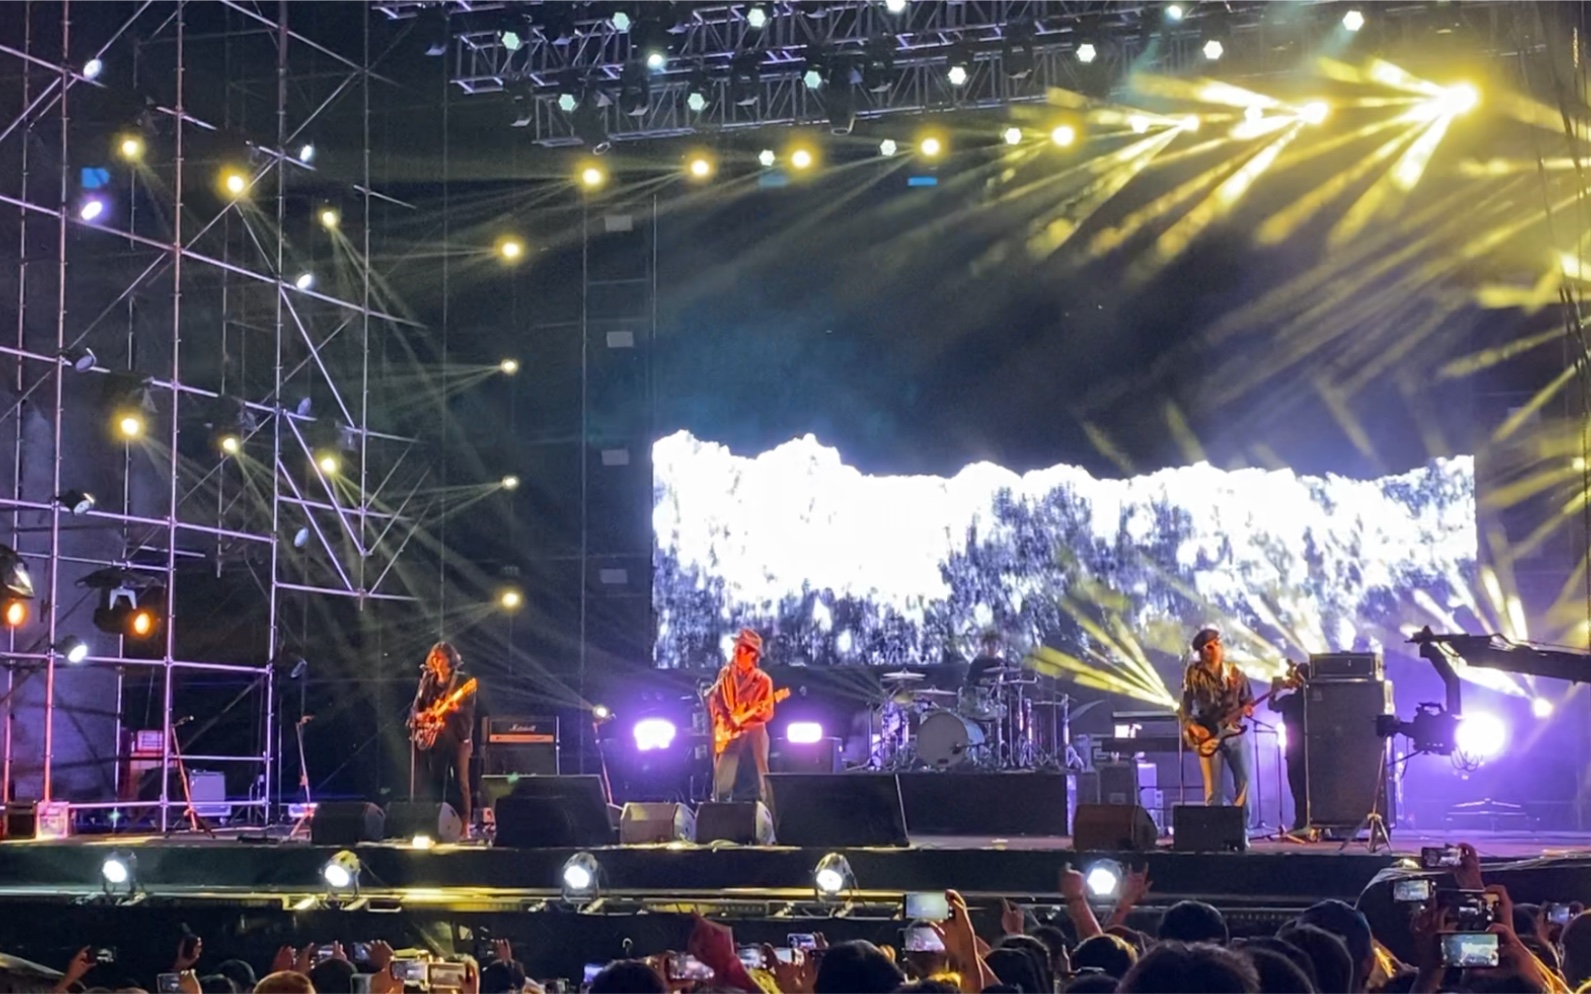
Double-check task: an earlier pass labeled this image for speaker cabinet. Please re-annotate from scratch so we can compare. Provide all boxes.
[310,801,385,846]
[696,801,774,845]
[767,774,909,847]
[1172,804,1248,852]
[384,801,463,844]
[1071,803,1158,851]
[1304,679,1392,827]
[492,776,616,848]
[620,802,696,844]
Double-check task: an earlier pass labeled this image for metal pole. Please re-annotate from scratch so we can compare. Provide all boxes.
[265,0,289,825]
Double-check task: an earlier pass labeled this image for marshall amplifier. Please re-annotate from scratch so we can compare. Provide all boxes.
[481,716,559,776]
[1308,653,1383,682]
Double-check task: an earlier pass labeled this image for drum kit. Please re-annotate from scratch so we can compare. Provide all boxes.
[871,666,1080,771]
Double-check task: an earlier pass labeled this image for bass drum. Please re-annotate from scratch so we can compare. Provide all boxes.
[916,711,986,769]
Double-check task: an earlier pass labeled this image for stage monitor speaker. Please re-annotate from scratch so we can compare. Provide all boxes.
[767,774,909,847]
[620,802,697,844]
[1304,679,1392,827]
[696,801,774,845]
[1172,804,1248,852]
[897,773,1069,837]
[771,738,841,774]
[311,801,385,846]
[493,775,616,848]
[384,801,463,844]
[1071,803,1158,851]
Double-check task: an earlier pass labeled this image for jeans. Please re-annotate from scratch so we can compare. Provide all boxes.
[713,724,770,804]
[1197,734,1249,822]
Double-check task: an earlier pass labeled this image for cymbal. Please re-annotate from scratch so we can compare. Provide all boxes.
[882,671,925,681]
[912,688,958,697]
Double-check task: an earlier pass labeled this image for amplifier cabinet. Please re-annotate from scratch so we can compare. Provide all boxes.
[481,716,560,776]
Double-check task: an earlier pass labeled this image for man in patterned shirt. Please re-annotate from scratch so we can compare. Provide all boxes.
[1180,627,1254,820]
[708,628,776,804]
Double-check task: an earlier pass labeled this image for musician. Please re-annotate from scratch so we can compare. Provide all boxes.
[1269,661,1311,832]
[410,641,477,830]
[707,628,775,804]
[1180,627,1253,819]
[965,630,1008,689]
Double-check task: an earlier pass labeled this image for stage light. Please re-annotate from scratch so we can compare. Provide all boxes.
[803,68,823,90]
[1203,39,1224,61]
[3,599,27,628]
[1050,125,1076,147]
[294,272,315,291]
[646,51,667,71]
[813,853,854,899]
[946,64,968,87]
[1128,115,1150,134]
[219,433,242,456]
[1438,83,1479,115]
[129,607,157,638]
[501,29,523,51]
[117,413,145,439]
[498,587,524,611]
[611,11,632,31]
[558,92,579,113]
[499,358,520,375]
[498,237,525,261]
[316,453,340,475]
[117,135,144,162]
[787,721,824,744]
[1085,859,1123,900]
[884,0,907,11]
[758,149,776,168]
[581,165,606,188]
[879,138,898,157]
[55,636,89,665]
[318,207,340,229]
[221,169,248,198]
[746,6,768,28]
[592,704,613,721]
[918,136,942,157]
[561,852,600,901]
[83,58,103,80]
[61,347,97,372]
[1076,43,1097,64]
[1454,712,1507,762]
[54,490,95,515]
[78,197,107,222]
[790,148,814,170]
[1002,126,1022,145]
[1165,3,1184,20]
[1342,9,1365,31]
[633,717,678,752]
[101,853,135,891]
[501,474,520,490]
[297,143,316,163]
[1532,697,1553,719]
[0,545,31,600]
[1244,105,1264,123]
[411,834,435,850]
[321,850,361,890]
[687,155,714,179]
[1179,115,1201,132]
[687,91,708,113]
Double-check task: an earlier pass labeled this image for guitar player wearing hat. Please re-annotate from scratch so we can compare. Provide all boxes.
[707,628,784,805]
[1180,627,1254,823]
[409,641,478,832]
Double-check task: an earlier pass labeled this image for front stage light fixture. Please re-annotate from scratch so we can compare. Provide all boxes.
[321,850,361,891]
[592,704,613,722]
[561,851,600,903]
[1454,711,1507,762]
[78,197,107,222]
[101,852,136,893]
[611,11,632,31]
[1179,115,1201,133]
[1244,105,1264,123]
[1084,859,1123,901]
[55,636,90,665]
[813,852,854,900]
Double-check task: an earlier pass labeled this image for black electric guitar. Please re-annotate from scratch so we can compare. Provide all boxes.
[1182,662,1303,758]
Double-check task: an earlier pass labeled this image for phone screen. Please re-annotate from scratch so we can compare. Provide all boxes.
[315,945,336,964]
[1441,932,1499,969]
[1549,903,1573,925]
[1394,878,1432,902]
[738,947,763,970]
[906,891,950,922]
[904,926,944,953]
[670,955,714,981]
[157,975,182,994]
[1421,845,1462,869]
[774,949,796,964]
[788,934,817,951]
[392,960,428,983]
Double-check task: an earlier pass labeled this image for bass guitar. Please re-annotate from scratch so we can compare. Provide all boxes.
[712,687,791,757]
[411,677,478,750]
[1182,662,1302,758]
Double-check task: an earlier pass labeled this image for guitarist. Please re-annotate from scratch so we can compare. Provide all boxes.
[708,628,775,805]
[1179,627,1254,821]
[410,641,477,831]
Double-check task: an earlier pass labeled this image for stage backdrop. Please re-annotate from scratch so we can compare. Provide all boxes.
[653,431,1476,693]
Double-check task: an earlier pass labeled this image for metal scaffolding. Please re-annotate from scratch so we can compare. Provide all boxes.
[0,1,425,830]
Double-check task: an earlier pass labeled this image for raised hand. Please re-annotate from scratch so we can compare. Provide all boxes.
[173,935,202,971]
[53,947,94,992]
[1059,863,1087,902]
[366,941,394,972]
[762,945,817,994]
[1455,842,1484,891]
[491,938,513,965]
[1001,898,1026,936]
[269,945,296,975]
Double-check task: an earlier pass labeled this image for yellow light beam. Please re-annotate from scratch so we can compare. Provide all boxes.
[1329,115,1454,247]
[1256,126,1417,245]
[1439,327,1573,379]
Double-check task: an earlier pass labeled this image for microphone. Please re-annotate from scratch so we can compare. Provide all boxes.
[173,715,195,727]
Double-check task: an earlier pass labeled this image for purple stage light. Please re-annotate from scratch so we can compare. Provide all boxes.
[78,196,107,222]
[633,717,677,752]
[1454,711,1506,761]
[787,721,824,744]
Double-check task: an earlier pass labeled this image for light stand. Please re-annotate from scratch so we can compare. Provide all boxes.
[1338,737,1394,853]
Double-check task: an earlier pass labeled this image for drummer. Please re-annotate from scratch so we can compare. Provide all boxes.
[965,630,1009,689]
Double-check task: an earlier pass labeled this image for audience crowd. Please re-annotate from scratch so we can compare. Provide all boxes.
[8,842,1590,994]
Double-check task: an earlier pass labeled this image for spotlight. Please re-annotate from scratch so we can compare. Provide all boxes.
[633,717,678,751]
[101,853,135,891]
[60,347,96,372]
[757,149,776,168]
[2,599,26,628]
[129,607,157,638]
[501,474,520,490]
[1084,859,1123,901]
[879,138,898,157]
[746,6,768,28]
[1179,115,1201,132]
[55,636,89,665]
[580,165,606,188]
[297,143,316,163]
[646,51,667,71]
[1128,115,1150,134]
[117,135,144,162]
[501,29,523,51]
[294,272,315,291]
[1002,126,1022,145]
[78,197,107,222]
[411,834,435,850]
[218,433,242,456]
[884,0,908,11]
[1300,101,1329,125]
[221,169,248,197]
[813,852,854,899]
[498,237,525,261]
[318,207,340,229]
[498,587,524,611]
[1076,43,1097,64]
[1165,3,1184,20]
[1532,697,1553,719]
[558,92,579,113]
[1455,712,1507,762]
[1438,83,1479,115]
[1203,39,1224,60]
[1050,125,1076,147]
[803,68,823,90]
[1244,105,1264,122]
[0,545,31,600]
[790,148,814,170]
[117,413,145,439]
[499,358,520,375]
[787,721,824,744]
[918,136,943,157]
[611,11,632,31]
[1342,9,1365,32]
[54,490,96,515]
[561,851,600,902]
[946,64,968,87]
[321,850,361,891]
[687,155,714,179]
[592,704,613,721]
[315,452,341,475]
[687,91,708,113]
[83,58,103,80]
